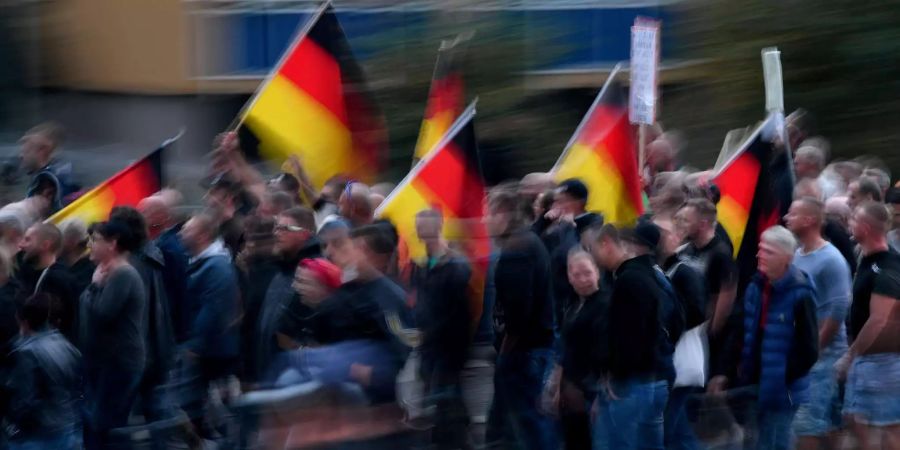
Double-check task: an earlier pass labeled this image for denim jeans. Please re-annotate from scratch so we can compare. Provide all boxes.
[593,378,668,450]
[756,408,797,450]
[486,349,557,450]
[664,387,702,450]
[8,427,80,450]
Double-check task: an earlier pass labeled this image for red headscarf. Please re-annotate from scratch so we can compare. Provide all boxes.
[298,258,342,290]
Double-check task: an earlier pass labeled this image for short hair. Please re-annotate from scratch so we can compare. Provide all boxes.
[110,206,149,247]
[268,190,296,212]
[271,172,301,194]
[59,218,89,246]
[594,223,621,244]
[351,224,396,257]
[26,122,65,148]
[854,177,883,202]
[856,200,891,233]
[31,222,62,254]
[279,207,316,232]
[681,198,718,223]
[795,146,826,170]
[761,225,798,255]
[18,293,52,330]
[90,219,141,253]
[862,168,891,193]
[567,246,596,268]
[795,197,825,225]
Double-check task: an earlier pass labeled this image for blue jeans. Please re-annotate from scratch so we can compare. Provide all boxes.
[664,387,702,450]
[486,349,556,450]
[8,428,80,450]
[593,378,668,450]
[756,408,796,450]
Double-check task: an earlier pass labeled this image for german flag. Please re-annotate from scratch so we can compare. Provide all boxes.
[48,139,167,225]
[412,35,468,163]
[377,104,490,326]
[714,114,793,288]
[237,3,387,189]
[553,78,643,225]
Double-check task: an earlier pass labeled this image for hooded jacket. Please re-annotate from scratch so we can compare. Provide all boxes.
[185,240,240,359]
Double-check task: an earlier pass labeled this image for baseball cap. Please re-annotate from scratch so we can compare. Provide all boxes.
[622,220,661,250]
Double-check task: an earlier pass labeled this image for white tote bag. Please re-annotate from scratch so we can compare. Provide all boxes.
[673,323,708,388]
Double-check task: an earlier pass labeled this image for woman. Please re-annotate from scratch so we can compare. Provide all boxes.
[545,248,609,450]
[80,220,146,450]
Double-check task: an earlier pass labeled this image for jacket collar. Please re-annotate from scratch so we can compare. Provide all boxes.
[189,239,230,265]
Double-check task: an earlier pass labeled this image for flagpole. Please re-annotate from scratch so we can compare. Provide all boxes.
[225,0,332,132]
[551,62,623,173]
[376,100,478,218]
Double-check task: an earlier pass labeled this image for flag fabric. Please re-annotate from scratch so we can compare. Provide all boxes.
[714,114,793,288]
[377,106,490,325]
[552,79,643,225]
[48,140,167,225]
[412,37,467,163]
[237,3,387,189]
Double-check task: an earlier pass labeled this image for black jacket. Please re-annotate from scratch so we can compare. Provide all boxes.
[547,213,604,332]
[493,228,555,353]
[14,258,78,342]
[607,255,668,381]
[5,329,81,439]
[66,255,95,301]
[662,255,708,330]
[411,251,473,377]
[561,289,609,391]
[130,243,177,376]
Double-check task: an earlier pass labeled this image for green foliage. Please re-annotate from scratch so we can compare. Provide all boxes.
[674,0,900,172]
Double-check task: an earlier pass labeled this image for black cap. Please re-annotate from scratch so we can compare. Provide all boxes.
[622,220,661,250]
[556,178,589,202]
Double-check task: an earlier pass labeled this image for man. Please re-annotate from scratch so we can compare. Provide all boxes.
[14,223,78,342]
[251,207,320,382]
[675,198,738,336]
[838,201,900,449]
[138,190,190,342]
[589,224,670,450]
[483,187,556,450]
[19,122,79,212]
[178,212,241,431]
[110,206,177,422]
[338,182,375,228]
[784,198,852,448]
[58,219,94,298]
[411,208,473,449]
[235,215,279,382]
[5,293,81,449]
[794,146,827,181]
[847,177,882,211]
[205,176,249,257]
[713,226,818,450]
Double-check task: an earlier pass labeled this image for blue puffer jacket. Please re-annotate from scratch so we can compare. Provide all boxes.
[740,265,818,410]
[185,240,240,359]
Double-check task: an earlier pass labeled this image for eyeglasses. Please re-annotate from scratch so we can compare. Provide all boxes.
[274,224,307,233]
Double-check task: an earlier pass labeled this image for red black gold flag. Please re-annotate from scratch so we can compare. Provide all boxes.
[48,137,170,225]
[377,104,490,326]
[714,114,793,288]
[237,2,387,189]
[412,35,468,163]
[553,77,643,225]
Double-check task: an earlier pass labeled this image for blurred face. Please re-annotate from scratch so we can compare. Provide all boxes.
[415,214,442,244]
[204,188,232,213]
[674,206,701,243]
[849,208,872,243]
[483,204,511,238]
[890,203,900,231]
[590,236,617,271]
[178,218,207,257]
[273,216,309,255]
[568,255,599,297]
[18,227,46,262]
[655,219,682,258]
[293,267,332,304]
[757,241,791,280]
[88,232,115,264]
[320,228,354,269]
[18,133,52,173]
[552,192,582,216]
[784,201,811,234]
[847,182,863,211]
[794,156,819,180]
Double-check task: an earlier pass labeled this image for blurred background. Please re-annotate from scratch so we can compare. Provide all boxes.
[1,0,898,202]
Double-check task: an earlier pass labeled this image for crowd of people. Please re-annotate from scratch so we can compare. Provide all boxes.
[0,113,896,450]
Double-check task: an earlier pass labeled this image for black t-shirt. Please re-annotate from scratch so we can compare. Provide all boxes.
[849,250,900,341]
[679,234,738,303]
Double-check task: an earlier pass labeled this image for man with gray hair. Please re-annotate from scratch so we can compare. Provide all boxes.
[58,218,94,297]
[711,225,818,450]
[794,146,827,180]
